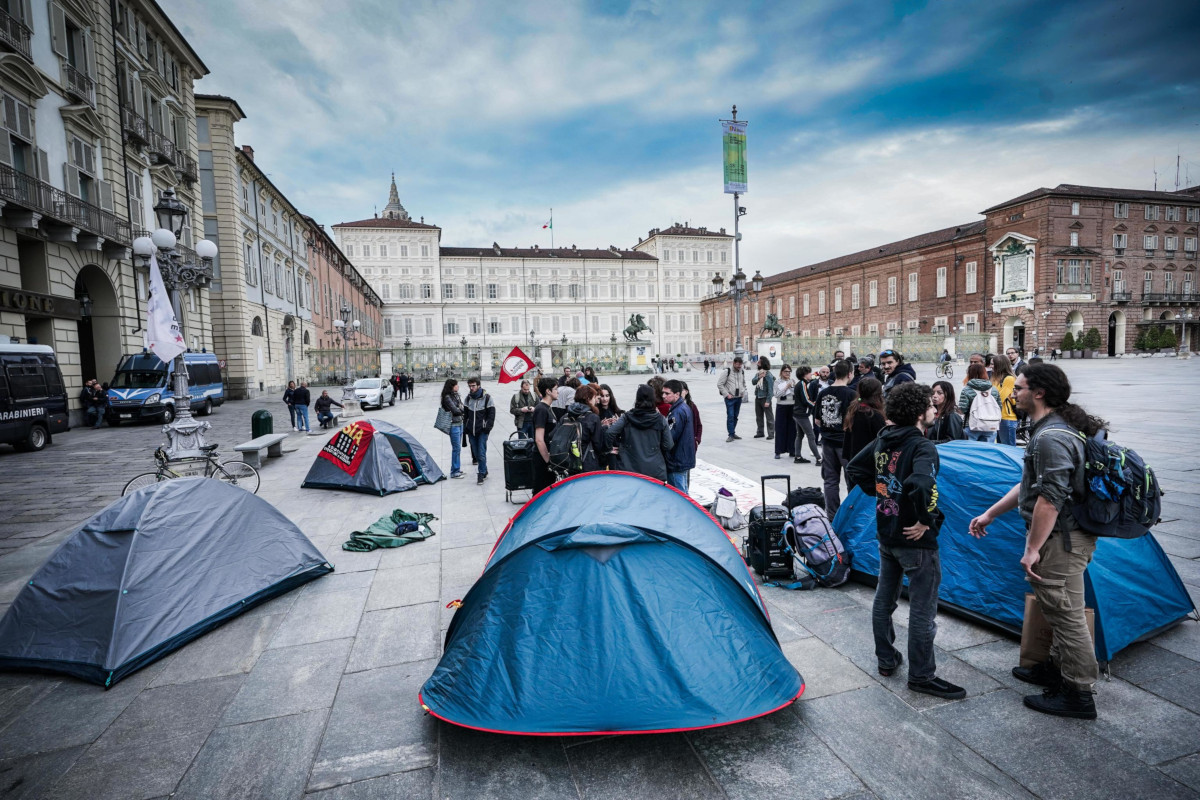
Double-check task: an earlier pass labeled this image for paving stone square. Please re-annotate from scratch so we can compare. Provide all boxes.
[0,359,1198,798]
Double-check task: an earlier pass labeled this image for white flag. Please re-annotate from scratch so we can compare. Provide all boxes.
[146,253,186,364]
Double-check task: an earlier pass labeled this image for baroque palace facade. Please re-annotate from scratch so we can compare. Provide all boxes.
[332,178,730,359]
[702,182,1200,358]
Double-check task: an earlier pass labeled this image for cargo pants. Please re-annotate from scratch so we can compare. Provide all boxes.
[1030,529,1099,690]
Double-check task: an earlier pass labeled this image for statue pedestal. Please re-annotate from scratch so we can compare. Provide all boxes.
[756,338,782,363]
[627,342,652,373]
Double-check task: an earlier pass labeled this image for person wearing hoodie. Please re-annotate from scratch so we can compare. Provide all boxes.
[605,385,672,481]
[878,350,916,398]
[463,376,496,484]
[959,362,1002,442]
[562,384,607,473]
[662,379,696,492]
[846,382,965,701]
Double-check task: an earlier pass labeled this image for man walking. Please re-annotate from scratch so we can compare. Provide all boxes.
[718,356,748,442]
[969,364,1102,719]
[751,357,775,440]
[662,380,695,492]
[816,360,856,518]
[292,381,312,432]
[463,376,496,484]
[847,382,965,700]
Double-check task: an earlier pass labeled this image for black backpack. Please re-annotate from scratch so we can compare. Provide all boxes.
[1040,425,1163,538]
[548,412,587,477]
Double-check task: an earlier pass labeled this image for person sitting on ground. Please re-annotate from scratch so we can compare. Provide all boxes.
[842,377,887,463]
[314,390,343,429]
[926,380,965,443]
[604,384,672,482]
[959,363,1001,442]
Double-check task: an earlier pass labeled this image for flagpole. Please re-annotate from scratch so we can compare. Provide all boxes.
[550,208,554,249]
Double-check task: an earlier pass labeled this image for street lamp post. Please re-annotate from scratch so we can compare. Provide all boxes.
[403,336,412,374]
[328,303,362,418]
[460,335,468,376]
[710,268,762,361]
[131,189,218,459]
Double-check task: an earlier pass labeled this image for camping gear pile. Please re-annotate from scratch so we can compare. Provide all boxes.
[420,472,803,734]
[342,509,437,552]
[0,478,331,686]
[302,419,444,495]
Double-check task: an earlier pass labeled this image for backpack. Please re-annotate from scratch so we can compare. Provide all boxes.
[548,412,587,477]
[1041,425,1163,539]
[781,504,852,587]
[968,389,1001,432]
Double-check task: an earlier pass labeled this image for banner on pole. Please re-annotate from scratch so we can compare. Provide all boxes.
[498,347,537,383]
[146,253,186,364]
[722,121,747,194]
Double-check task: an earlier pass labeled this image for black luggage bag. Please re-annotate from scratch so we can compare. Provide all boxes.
[746,474,793,579]
[503,431,537,503]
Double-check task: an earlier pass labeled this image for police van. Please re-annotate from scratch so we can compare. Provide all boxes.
[0,344,70,451]
[106,351,225,424]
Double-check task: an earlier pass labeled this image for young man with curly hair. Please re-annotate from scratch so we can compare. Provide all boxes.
[847,382,965,700]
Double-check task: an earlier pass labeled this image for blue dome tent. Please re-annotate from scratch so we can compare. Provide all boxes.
[832,440,1196,663]
[420,472,804,735]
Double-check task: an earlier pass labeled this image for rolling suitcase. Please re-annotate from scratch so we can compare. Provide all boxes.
[503,431,537,504]
[746,474,793,579]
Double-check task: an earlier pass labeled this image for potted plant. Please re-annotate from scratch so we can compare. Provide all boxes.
[1082,327,1102,358]
[1134,328,1149,353]
[1159,328,1178,354]
[1144,326,1162,354]
[1060,330,1075,358]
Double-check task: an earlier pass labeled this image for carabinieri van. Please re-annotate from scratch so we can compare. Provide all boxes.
[0,344,70,451]
[106,351,225,424]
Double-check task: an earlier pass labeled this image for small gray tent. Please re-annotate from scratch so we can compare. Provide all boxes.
[0,478,331,687]
[301,418,444,495]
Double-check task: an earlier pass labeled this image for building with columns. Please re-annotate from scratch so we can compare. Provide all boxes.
[332,179,726,357]
[702,182,1200,358]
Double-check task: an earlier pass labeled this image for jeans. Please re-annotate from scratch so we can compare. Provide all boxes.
[754,397,775,437]
[724,396,743,436]
[317,410,334,428]
[519,418,534,439]
[873,543,941,683]
[295,405,310,431]
[666,470,689,493]
[287,404,297,428]
[821,441,847,518]
[449,424,463,474]
[793,412,820,459]
[1031,530,1099,690]
[998,419,1017,446]
[966,428,996,442]
[468,432,489,475]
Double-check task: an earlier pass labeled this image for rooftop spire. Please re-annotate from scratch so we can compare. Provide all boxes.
[383,172,409,221]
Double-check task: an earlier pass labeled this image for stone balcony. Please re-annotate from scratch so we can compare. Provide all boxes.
[0,162,130,254]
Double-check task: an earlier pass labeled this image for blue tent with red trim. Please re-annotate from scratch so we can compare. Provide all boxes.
[832,440,1196,663]
[420,472,804,735]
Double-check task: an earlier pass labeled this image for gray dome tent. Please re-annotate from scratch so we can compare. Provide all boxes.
[0,478,331,687]
[301,418,444,495]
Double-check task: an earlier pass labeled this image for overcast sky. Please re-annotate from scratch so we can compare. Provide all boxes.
[167,0,1200,277]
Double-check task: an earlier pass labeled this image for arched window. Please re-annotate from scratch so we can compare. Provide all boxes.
[251,317,263,337]
[303,330,310,345]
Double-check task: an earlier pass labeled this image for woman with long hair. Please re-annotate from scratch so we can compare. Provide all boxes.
[440,378,465,478]
[926,380,965,443]
[772,364,797,459]
[842,377,886,462]
[596,384,623,422]
[791,365,821,465]
[566,384,607,472]
[959,362,1002,442]
[991,354,1018,446]
[679,380,702,451]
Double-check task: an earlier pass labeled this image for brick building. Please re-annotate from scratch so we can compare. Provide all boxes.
[701,182,1200,358]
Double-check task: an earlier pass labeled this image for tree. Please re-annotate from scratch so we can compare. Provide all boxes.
[1159,328,1178,349]
[1060,330,1075,351]
[1134,328,1148,351]
[1083,327,1103,351]
[1144,326,1161,350]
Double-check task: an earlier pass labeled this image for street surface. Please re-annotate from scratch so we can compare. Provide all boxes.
[1,358,1199,799]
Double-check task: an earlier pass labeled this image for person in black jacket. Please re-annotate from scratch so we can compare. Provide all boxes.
[926,381,965,443]
[80,379,98,428]
[291,382,312,432]
[315,390,343,428]
[565,385,607,473]
[604,385,671,481]
[463,376,496,484]
[283,381,298,430]
[846,382,964,701]
[841,377,887,463]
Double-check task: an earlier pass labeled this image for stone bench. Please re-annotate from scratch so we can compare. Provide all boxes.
[317,409,342,430]
[234,433,289,468]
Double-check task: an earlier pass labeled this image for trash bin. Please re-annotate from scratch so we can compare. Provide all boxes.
[251,409,273,438]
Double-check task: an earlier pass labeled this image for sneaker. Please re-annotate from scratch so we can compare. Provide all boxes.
[878,652,903,677]
[727,435,736,442]
[477,473,486,484]
[907,676,966,699]
[292,426,298,432]
[450,472,466,479]
[794,456,811,464]
[766,435,774,440]
[1023,685,1097,720]
[472,459,478,465]
[1012,659,1061,688]
[774,454,781,459]
[815,458,822,466]
[733,434,743,440]
[753,433,765,438]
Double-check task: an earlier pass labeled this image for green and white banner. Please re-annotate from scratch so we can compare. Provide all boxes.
[722,121,747,194]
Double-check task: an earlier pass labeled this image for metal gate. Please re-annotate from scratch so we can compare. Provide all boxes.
[393,346,482,382]
[307,348,381,385]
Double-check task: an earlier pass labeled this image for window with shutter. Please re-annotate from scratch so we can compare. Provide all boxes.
[97,180,113,212]
[49,2,67,58]
[63,163,80,197]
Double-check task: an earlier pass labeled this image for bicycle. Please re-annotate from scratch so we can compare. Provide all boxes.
[122,444,261,496]
[934,362,954,380]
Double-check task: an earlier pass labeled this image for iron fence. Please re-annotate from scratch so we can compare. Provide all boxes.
[306,348,381,384]
[0,163,131,245]
[392,346,482,381]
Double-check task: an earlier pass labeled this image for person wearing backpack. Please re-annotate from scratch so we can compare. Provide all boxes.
[717,356,748,442]
[560,384,607,473]
[846,382,965,701]
[662,379,696,492]
[959,362,1001,442]
[968,364,1108,720]
[605,385,671,481]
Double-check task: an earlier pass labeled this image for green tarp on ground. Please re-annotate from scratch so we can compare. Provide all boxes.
[343,509,437,552]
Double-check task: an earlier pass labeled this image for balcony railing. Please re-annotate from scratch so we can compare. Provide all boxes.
[1144,292,1200,305]
[0,9,32,61]
[176,152,198,183]
[62,63,95,107]
[0,163,131,245]
[1111,290,1132,302]
[1054,284,1093,295]
[148,128,178,166]
[122,108,149,145]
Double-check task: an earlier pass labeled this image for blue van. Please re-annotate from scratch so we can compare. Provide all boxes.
[106,351,225,424]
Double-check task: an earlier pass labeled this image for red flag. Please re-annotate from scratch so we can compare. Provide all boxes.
[498,347,537,383]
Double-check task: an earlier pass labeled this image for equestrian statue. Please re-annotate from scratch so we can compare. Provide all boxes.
[761,313,784,337]
[623,313,653,342]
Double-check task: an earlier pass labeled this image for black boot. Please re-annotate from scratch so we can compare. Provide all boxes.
[1012,659,1061,688]
[1023,684,1097,720]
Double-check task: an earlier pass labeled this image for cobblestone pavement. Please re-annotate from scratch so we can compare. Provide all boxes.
[1,359,1199,799]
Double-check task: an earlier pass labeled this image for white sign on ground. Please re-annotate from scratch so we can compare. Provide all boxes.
[689,458,786,512]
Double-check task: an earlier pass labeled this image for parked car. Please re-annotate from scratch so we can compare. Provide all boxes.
[0,344,70,452]
[353,377,395,409]
[106,351,225,424]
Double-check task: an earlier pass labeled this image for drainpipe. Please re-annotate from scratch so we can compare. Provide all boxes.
[251,174,271,363]
[108,1,141,336]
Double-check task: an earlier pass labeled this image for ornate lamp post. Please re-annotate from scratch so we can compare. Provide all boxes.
[711,268,761,360]
[131,188,218,459]
[459,334,468,377]
[403,336,412,373]
[328,302,362,418]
